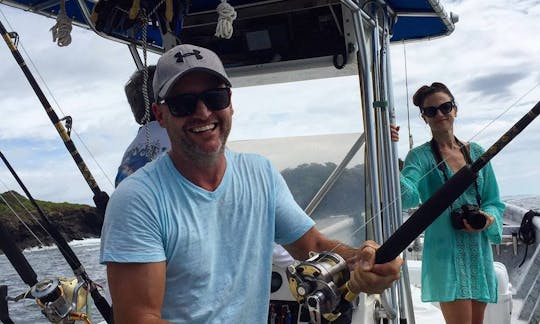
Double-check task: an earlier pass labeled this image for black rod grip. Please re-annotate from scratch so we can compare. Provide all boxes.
[0,285,15,324]
[375,165,477,264]
[0,222,38,287]
[90,288,113,324]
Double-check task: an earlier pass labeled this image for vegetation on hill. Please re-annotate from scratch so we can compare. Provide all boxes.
[281,162,365,219]
[0,190,103,250]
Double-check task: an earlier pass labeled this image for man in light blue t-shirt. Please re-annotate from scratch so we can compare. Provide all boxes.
[100,44,403,324]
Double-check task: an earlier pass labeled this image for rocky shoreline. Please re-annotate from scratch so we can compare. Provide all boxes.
[0,191,103,251]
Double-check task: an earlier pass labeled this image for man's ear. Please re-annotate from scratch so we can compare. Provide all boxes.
[153,103,165,126]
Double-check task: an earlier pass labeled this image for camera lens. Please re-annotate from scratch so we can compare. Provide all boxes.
[451,205,485,230]
[466,212,486,229]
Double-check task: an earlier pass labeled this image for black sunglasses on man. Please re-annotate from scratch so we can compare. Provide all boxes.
[160,87,231,117]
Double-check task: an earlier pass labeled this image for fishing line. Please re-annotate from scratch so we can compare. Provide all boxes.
[467,82,540,143]
[0,178,48,232]
[0,191,46,247]
[0,7,115,189]
[0,186,52,247]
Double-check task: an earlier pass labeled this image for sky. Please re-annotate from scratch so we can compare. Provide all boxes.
[0,0,539,206]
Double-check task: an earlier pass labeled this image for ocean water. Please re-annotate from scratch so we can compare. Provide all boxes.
[503,195,540,211]
[1,196,539,323]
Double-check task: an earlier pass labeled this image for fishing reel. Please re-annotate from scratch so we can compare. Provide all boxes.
[286,252,356,324]
[31,278,90,323]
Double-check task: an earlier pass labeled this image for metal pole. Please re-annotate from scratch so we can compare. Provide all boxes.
[383,14,416,324]
[304,134,366,216]
[349,0,383,244]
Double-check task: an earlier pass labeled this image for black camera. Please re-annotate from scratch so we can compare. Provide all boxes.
[450,204,486,230]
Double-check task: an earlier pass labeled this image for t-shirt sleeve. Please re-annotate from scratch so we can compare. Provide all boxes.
[272,166,315,245]
[100,178,166,264]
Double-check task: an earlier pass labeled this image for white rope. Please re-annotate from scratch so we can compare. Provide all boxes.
[214,0,236,39]
[50,0,73,46]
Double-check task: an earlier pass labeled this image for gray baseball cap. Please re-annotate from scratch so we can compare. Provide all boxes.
[153,44,232,101]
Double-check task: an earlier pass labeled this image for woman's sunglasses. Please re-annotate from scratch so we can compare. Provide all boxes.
[160,87,231,117]
[421,101,454,118]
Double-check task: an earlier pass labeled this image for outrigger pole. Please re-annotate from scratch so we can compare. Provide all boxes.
[0,18,109,214]
[376,100,540,264]
[0,151,113,323]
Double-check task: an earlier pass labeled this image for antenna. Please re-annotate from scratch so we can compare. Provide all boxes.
[403,41,413,149]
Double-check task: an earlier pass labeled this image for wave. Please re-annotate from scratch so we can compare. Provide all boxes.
[23,237,101,253]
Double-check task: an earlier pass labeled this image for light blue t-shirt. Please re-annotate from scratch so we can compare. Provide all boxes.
[100,149,314,323]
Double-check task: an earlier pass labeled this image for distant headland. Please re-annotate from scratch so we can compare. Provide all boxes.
[0,190,103,251]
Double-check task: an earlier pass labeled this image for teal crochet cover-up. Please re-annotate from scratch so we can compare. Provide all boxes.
[400,141,505,303]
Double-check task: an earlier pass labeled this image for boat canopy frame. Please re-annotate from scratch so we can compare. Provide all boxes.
[0,1,458,323]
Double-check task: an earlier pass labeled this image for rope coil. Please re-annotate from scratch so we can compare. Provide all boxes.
[215,0,236,39]
[50,0,72,46]
[518,209,539,267]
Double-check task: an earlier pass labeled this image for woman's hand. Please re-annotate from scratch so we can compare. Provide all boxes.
[462,210,494,232]
[347,240,403,294]
[390,124,400,142]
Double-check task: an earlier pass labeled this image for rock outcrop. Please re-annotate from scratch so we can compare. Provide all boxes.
[0,190,103,250]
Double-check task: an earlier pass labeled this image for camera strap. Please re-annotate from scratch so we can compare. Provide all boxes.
[430,138,482,207]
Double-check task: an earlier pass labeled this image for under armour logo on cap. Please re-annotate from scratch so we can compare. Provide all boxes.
[154,44,232,100]
[175,50,203,63]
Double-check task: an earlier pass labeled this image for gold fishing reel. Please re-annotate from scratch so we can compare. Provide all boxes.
[31,278,91,323]
[286,251,357,324]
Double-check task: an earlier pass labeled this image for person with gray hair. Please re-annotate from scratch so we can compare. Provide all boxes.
[114,65,170,186]
[101,44,403,323]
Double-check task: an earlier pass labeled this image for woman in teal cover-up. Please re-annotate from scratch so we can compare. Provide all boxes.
[397,82,505,324]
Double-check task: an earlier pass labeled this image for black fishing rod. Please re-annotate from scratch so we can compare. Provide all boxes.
[375,100,540,264]
[1,285,15,324]
[0,151,113,323]
[0,18,109,214]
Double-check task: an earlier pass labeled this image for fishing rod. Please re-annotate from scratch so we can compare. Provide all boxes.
[0,18,109,215]
[0,151,113,323]
[375,100,540,263]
